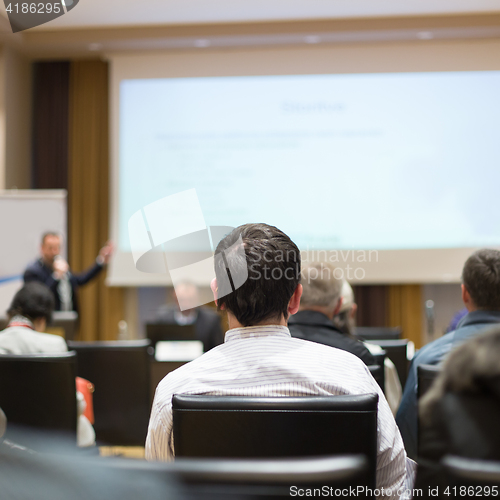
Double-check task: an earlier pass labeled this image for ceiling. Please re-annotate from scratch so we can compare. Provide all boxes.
[1,0,500,58]
[0,0,499,30]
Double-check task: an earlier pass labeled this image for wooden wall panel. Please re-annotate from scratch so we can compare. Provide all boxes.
[68,60,123,340]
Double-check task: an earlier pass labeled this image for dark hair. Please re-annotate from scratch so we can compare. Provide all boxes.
[214,223,301,326]
[462,249,500,311]
[7,282,55,323]
[41,232,60,245]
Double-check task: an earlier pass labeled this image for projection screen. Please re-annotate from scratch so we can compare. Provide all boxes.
[107,41,500,286]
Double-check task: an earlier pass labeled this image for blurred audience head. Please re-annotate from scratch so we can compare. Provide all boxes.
[40,232,61,267]
[462,249,500,311]
[333,280,358,335]
[213,223,301,327]
[7,282,55,332]
[420,325,500,424]
[300,263,343,319]
[170,282,200,315]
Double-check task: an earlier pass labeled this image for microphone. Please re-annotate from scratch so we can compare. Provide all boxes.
[425,299,435,340]
[53,255,69,277]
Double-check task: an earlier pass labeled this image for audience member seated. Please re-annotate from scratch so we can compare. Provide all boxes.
[23,231,113,314]
[0,282,66,354]
[154,282,223,352]
[415,327,500,495]
[334,281,402,415]
[146,223,414,497]
[288,263,375,365]
[0,282,95,447]
[396,249,500,459]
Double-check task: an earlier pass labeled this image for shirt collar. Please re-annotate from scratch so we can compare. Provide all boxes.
[458,310,500,329]
[225,325,291,343]
[7,315,35,330]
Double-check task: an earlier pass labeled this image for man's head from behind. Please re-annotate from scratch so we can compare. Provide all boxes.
[40,232,61,267]
[212,223,301,327]
[462,249,500,311]
[7,282,55,332]
[300,263,343,319]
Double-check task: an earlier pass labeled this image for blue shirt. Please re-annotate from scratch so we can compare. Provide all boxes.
[396,310,500,459]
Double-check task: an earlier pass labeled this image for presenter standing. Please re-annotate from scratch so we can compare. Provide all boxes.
[23,232,113,314]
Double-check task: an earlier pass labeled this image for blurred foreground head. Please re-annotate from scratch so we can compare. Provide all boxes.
[420,325,500,424]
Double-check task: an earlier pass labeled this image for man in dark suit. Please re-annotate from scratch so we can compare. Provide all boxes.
[23,232,113,314]
[154,283,224,352]
[288,262,375,366]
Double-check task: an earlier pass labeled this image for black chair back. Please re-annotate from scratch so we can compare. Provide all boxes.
[172,393,378,490]
[154,455,369,499]
[417,363,442,458]
[81,454,368,500]
[443,455,500,488]
[68,340,152,445]
[371,350,386,370]
[368,365,384,392]
[354,327,402,341]
[0,352,77,440]
[366,339,409,389]
[417,364,441,399]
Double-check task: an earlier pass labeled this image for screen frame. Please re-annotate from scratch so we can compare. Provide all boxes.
[107,39,500,286]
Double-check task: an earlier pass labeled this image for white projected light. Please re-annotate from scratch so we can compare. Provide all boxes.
[111,69,500,285]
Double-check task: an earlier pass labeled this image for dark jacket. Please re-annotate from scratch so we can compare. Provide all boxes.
[154,305,224,352]
[23,258,103,314]
[288,310,376,366]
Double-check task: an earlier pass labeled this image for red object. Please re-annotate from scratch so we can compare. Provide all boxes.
[76,377,95,424]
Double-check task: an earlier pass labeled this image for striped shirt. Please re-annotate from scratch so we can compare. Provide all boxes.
[146,325,412,498]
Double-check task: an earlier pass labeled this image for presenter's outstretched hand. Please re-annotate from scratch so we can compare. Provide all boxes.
[98,241,114,265]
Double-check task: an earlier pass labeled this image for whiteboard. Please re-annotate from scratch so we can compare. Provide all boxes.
[0,190,67,315]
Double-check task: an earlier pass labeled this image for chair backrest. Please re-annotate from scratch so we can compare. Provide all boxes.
[371,350,386,370]
[92,453,368,500]
[417,363,443,458]
[0,352,77,438]
[443,455,500,487]
[354,327,402,341]
[174,455,369,499]
[366,339,409,389]
[68,339,152,445]
[0,438,182,500]
[172,393,378,490]
[368,365,384,393]
[417,364,442,400]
